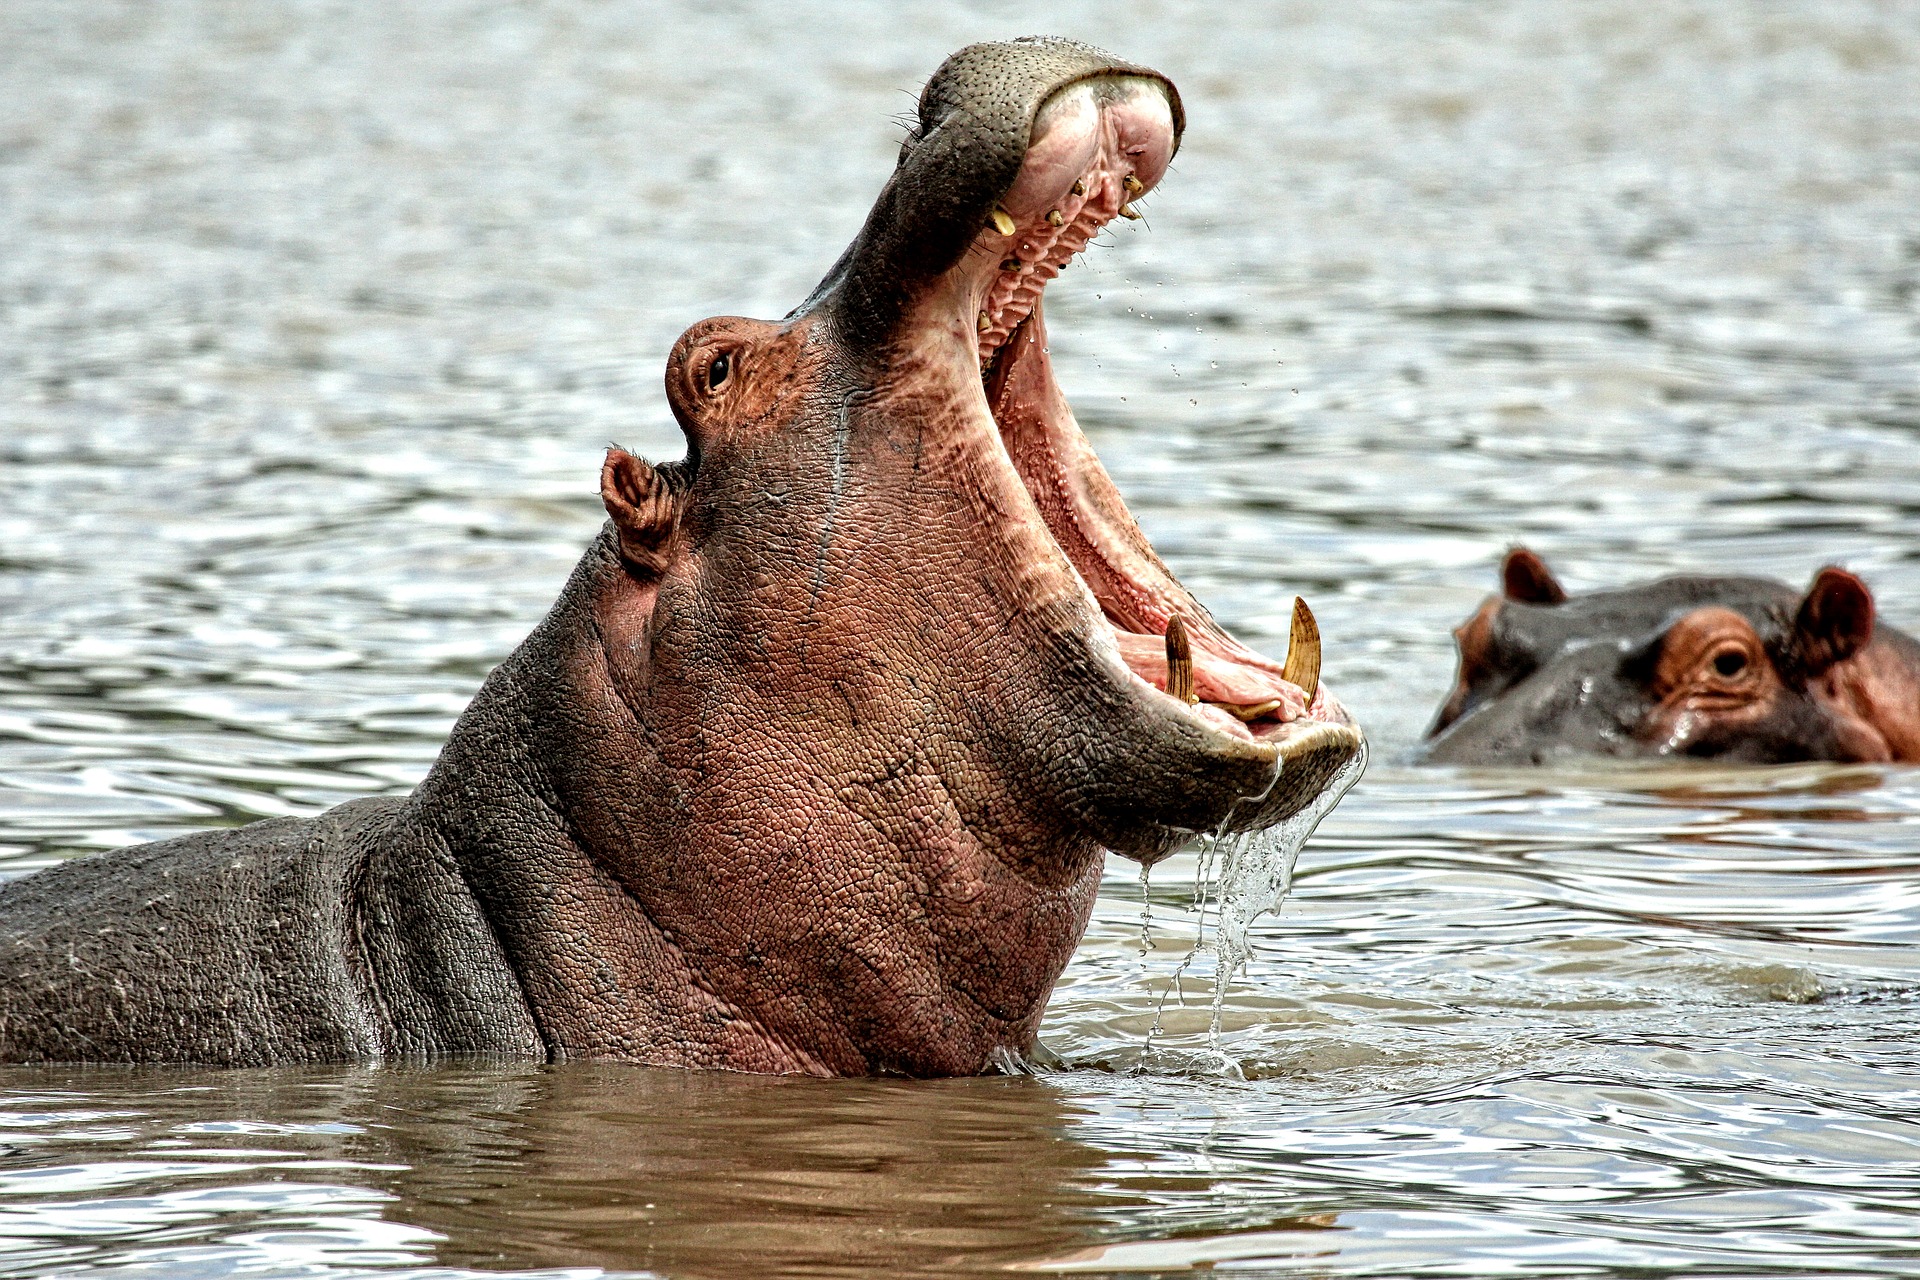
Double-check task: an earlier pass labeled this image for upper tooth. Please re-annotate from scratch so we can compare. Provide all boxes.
[1124,175,1144,195]
[989,207,1017,236]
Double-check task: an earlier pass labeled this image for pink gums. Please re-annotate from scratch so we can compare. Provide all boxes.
[975,78,1173,365]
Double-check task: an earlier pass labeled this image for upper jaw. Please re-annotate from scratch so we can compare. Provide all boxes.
[800,39,1185,350]
[970,75,1175,364]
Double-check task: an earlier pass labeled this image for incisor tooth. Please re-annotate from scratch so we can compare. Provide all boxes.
[1119,204,1142,220]
[989,207,1016,236]
[1282,597,1321,702]
[1124,175,1144,194]
[1165,614,1196,704]
[977,311,992,332]
[1046,209,1065,227]
[1071,179,1086,196]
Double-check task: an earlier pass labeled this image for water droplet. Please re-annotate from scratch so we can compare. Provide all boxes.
[1138,860,1154,952]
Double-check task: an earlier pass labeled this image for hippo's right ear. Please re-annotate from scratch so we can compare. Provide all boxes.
[1502,546,1567,606]
[601,448,681,579]
[1794,567,1875,673]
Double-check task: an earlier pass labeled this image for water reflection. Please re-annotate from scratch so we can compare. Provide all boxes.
[405,1069,1118,1278]
[0,1066,1134,1280]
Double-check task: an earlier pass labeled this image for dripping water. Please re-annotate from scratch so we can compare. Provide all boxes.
[1136,859,1154,952]
[1145,742,1370,1069]
[1208,741,1370,1041]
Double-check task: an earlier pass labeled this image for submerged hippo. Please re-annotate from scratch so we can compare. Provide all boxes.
[1424,547,1920,765]
[0,39,1360,1073]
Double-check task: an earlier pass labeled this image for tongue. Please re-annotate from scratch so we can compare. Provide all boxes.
[1113,632,1311,718]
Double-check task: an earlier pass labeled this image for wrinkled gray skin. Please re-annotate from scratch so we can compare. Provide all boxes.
[0,39,1359,1073]
[1425,575,1805,764]
[1423,550,1920,766]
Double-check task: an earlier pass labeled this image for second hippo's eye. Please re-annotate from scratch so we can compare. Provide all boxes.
[707,352,730,391]
[1712,649,1748,677]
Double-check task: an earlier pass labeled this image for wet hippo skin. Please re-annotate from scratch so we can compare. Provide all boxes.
[0,39,1362,1073]
[1424,547,1920,766]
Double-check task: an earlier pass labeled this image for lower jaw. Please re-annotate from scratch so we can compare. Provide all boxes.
[1131,719,1366,861]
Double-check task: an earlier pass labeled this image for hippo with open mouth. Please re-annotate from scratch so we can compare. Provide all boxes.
[0,38,1361,1074]
[1424,547,1920,766]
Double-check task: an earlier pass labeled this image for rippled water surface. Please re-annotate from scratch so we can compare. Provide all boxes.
[5,0,1920,1275]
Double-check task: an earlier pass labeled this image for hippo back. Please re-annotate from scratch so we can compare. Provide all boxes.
[0,798,540,1064]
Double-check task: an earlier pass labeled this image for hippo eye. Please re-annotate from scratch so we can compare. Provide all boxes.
[706,352,730,391]
[1712,649,1748,678]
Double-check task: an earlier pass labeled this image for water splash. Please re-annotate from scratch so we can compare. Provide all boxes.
[1144,739,1369,1070]
[1208,739,1370,1038]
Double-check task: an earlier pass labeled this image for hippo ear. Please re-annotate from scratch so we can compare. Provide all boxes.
[601,448,681,579]
[1794,567,1875,672]
[1502,546,1567,605]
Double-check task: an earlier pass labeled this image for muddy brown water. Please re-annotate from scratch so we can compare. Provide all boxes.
[4,1,1920,1276]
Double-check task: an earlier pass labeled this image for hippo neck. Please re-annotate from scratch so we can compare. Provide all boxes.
[404,536,1104,1075]
[399,552,805,1071]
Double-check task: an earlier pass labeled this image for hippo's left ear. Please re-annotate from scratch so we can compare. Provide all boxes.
[1502,546,1567,605]
[1794,567,1875,673]
[601,448,682,579]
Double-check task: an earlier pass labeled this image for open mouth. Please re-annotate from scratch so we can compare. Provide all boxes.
[963,75,1346,750]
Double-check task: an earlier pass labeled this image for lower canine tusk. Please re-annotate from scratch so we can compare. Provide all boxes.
[1165,614,1196,704]
[1283,597,1321,702]
[989,207,1017,236]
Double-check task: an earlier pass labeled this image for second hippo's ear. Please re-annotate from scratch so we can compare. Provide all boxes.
[1794,567,1875,673]
[601,448,682,579]
[1502,546,1567,605]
